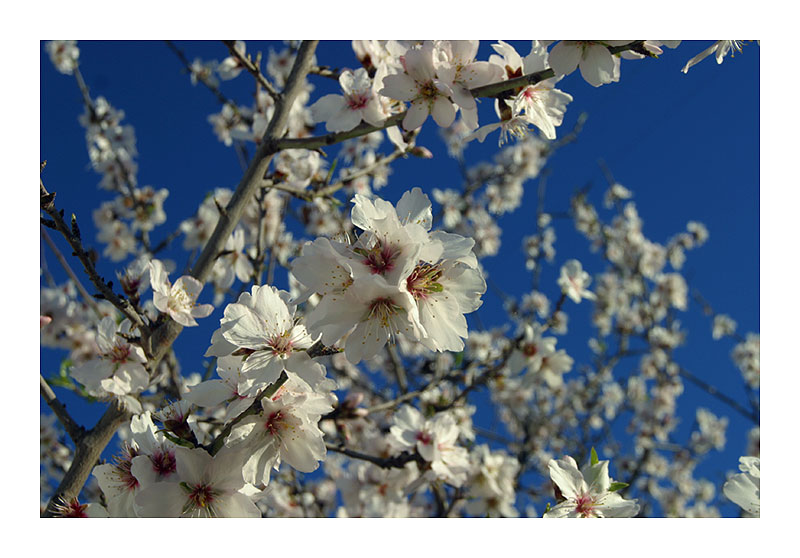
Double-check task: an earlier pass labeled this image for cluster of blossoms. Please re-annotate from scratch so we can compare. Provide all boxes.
[40,281,116,364]
[41,40,760,519]
[292,188,486,363]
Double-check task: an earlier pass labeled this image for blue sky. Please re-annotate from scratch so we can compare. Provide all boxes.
[40,40,759,516]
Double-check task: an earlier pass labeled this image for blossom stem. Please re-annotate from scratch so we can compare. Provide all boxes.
[206,372,289,456]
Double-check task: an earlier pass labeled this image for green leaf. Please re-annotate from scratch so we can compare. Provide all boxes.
[608,482,629,492]
[325,158,338,186]
[59,358,74,378]
[544,502,551,513]
[162,431,196,448]
[590,447,599,466]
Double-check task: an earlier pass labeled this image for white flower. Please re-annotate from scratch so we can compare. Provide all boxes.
[149,259,213,327]
[211,228,253,292]
[227,375,334,484]
[135,446,260,518]
[217,40,246,80]
[558,259,596,303]
[434,40,504,130]
[206,285,327,390]
[92,444,140,517]
[70,316,149,410]
[545,455,639,518]
[183,355,259,423]
[722,456,759,516]
[548,41,622,87]
[681,41,747,74]
[310,68,387,132]
[46,40,79,74]
[389,405,470,488]
[380,43,457,130]
[308,273,424,364]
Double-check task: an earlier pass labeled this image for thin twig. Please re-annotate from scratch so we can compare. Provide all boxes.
[40,375,85,444]
[222,40,280,101]
[40,226,103,319]
[40,181,146,333]
[678,367,759,424]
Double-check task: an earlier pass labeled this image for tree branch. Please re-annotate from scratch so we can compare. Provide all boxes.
[40,375,85,444]
[275,42,647,153]
[40,180,147,333]
[147,40,319,365]
[222,40,280,101]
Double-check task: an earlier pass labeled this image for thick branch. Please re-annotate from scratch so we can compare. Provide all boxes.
[147,40,319,365]
[42,402,131,517]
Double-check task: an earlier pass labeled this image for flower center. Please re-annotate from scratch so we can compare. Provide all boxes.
[267,331,294,357]
[106,343,131,363]
[169,286,194,312]
[357,239,400,276]
[522,343,538,357]
[418,80,439,100]
[366,297,403,328]
[415,431,432,445]
[265,410,285,437]
[406,263,443,300]
[183,483,218,515]
[574,493,596,517]
[347,93,369,110]
[150,449,177,478]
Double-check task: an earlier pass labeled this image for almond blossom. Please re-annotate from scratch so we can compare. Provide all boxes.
[548,41,625,87]
[388,405,470,488]
[149,259,214,327]
[310,68,387,132]
[681,41,747,74]
[292,188,484,362]
[226,375,335,485]
[544,455,639,518]
[135,446,260,518]
[380,43,457,130]
[70,316,149,411]
[205,284,326,389]
[558,259,596,303]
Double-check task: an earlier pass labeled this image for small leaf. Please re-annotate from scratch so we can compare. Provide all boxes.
[544,502,551,513]
[59,358,74,379]
[609,482,629,492]
[162,431,196,448]
[590,447,599,466]
[324,158,338,186]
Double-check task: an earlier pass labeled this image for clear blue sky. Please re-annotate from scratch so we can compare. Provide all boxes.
[40,40,759,516]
